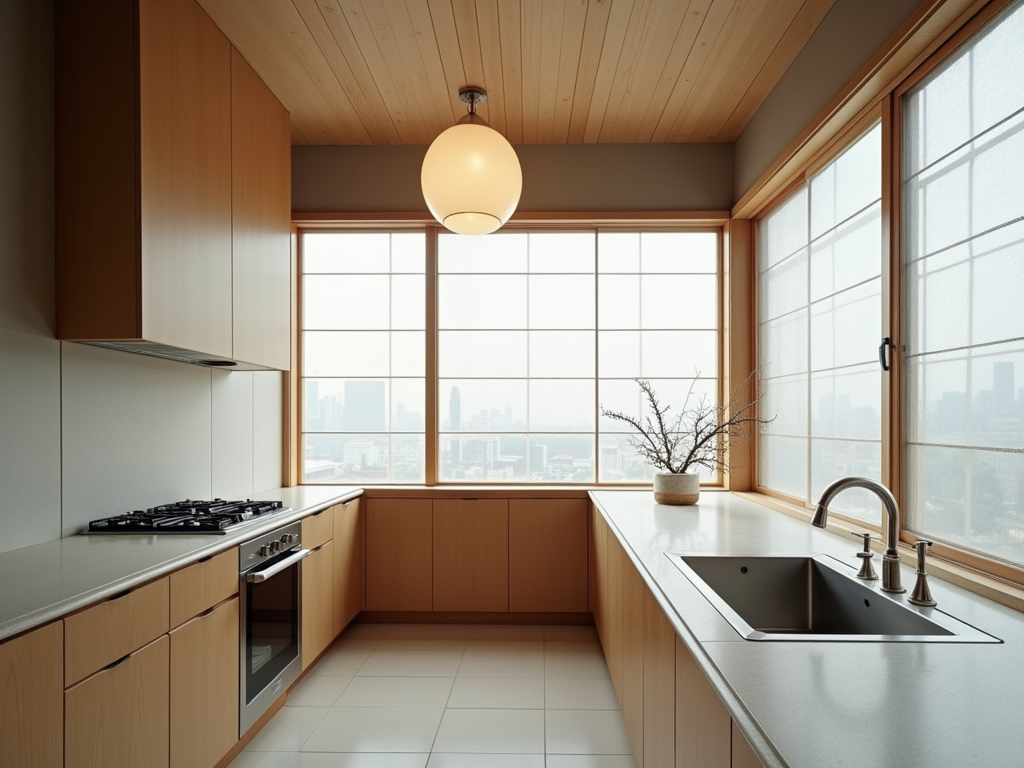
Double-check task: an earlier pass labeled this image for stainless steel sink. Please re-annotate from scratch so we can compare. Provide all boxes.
[666,553,1000,643]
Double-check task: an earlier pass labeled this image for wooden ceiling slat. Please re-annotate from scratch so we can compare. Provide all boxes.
[296,0,398,144]
[498,0,524,145]
[717,0,837,141]
[547,0,589,144]
[649,0,735,143]
[418,0,470,130]
[565,0,613,143]
[520,0,544,144]
[581,0,637,144]
[475,0,510,138]
[534,0,565,143]
[198,0,372,144]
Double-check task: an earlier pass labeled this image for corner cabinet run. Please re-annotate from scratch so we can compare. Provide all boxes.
[590,506,767,768]
[56,0,290,370]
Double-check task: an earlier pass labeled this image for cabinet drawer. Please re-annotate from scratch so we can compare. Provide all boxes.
[65,577,169,687]
[301,507,334,550]
[169,548,238,628]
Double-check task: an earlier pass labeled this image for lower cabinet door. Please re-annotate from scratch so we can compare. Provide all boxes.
[302,540,335,668]
[170,597,239,768]
[0,621,63,768]
[65,635,169,768]
[333,498,363,635]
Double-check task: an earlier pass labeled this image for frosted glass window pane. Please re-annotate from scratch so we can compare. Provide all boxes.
[438,275,527,329]
[438,434,536,481]
[391,379,425,431]
[639,378,717,424]
[641,232,717,273]
[304,275,389,330]
[810,204,881,302]
[439,233,528,272]
[598,331,640,377]
[905,254,970,356]
[758,189,807,270]
[598,232,640,272]
[810,124,882,238]
[599,379,643,432]
[810,279,880,371]
[760,310,807,378]
[303,379,387,432]
[598,275,640,329]
[761,374,808,437]
[759,434,807,499]
[810,439,882,522]
[529,380,595,431]
[641,275,717,329]
[391,332,425,376]
[530,436,596,482]
[439,331,528,377]
[530,275,595,329]
[530,331,595,377]
[759,249,807,322]
[904,55,972,175]
[439,380,527,431]
[529,233,595,273]
[392,275,425,329]
[598,433,717,483]
[304,434,424,483]
[640,331,717,377]
[303,379,346,431]
[906,444,1024,565]
[810,365,881,440]
[391,233,425,273]
[304,332,390,377]
[303,232,390,273]
[971,3,1024,134]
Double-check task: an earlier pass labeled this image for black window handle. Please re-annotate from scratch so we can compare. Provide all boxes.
[879,336,892,371]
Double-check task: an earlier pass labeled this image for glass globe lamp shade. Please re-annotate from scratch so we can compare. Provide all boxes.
[421,121,522,235]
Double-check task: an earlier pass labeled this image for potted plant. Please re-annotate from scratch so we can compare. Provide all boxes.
[600,374,773,505]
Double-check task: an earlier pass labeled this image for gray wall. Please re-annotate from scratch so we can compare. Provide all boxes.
[734,0,923,199]
[293,143,735,212]
[0,0,283,554]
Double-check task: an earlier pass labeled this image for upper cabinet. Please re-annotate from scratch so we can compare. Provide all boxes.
[56,0,290,371]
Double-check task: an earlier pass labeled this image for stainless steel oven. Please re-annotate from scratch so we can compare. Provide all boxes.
[238,520,309,735]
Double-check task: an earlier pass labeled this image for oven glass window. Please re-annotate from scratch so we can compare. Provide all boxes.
[244,560,299,703]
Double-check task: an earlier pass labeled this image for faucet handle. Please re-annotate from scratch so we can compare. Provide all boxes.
[852,531,878,553]
[851,532,879,581]
[908,539,937,607]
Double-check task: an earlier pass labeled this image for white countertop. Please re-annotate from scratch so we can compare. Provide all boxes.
[0,486,361,642]
[589,489,1024,768]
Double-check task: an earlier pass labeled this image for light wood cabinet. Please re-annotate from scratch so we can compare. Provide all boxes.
[731,724,766,768]
[433,499,509,612]
[65,635,170,768]
[302,507,334,550]
[302,540,335,668]
[644,587,676,768]
[675,635,731,768]
[509,499,588,612]
[365,499,433,611]
[0,622,63,768]
[169,598,239,768]
[169,548,238,628]
[608,533,645,766]
[333,498,364,635]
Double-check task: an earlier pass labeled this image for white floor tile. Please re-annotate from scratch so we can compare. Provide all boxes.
[457,649,544,678]
[426,754,544,768]
[545,710,633,755]
[244,707,329,752]
[358,650,464,677]
[447,676,544,709]
[465,639,545,653]
[301,707,444,752]
[289,753,429,768]
[227,752,297,768]
[544,650,611,679]
[334,676,455,708]
[544,625,598,640]
[545,639,603,653]
[545,677,619,710]
[342,623,392,639]
[331,636,384,651]
[468,625,545,641]
[384,624,473,640]
[310,647,373,677]
[376,637,468,652]
[545,757,637,768]
[432,709,545,753]
[287,675,352,707]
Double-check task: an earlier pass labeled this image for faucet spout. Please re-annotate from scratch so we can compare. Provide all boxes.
[812,477,905,594]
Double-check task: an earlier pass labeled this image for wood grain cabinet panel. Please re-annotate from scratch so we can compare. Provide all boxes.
[231,46,291,369]
[0,621,63,768]
[433,499,509,612]
[65,577,170,686]
[590,504,609,644]
[65,635,169,768]
[675,635,731,768]
[169,548,237,628]
[644,586,676,768]
[301,541,335,668]
[170,598,238,768]
[509,499,588,612]
[365,499,433,611]
[731,723,766,768]
[301,507,334,550]
[615,536,645,768]
[333,498,364,635]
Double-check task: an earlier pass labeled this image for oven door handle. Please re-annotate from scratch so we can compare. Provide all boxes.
[244,548,311,583]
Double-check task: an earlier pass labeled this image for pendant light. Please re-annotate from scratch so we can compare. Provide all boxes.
[421,86,522,236]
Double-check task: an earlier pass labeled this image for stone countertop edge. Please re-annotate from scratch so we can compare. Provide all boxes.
[0,487,362,643]
[588,491,790,768]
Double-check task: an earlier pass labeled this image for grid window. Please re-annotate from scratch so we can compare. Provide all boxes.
[757,123,884,520]
[903,0,1024,566]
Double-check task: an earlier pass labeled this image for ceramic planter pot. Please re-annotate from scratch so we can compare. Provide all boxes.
[653,471,699,505]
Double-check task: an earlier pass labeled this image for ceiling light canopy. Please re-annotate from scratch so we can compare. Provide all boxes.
[421,87,522,236]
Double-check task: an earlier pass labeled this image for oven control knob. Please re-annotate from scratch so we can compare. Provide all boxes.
[258,544,271,557]
[269,540,282,553]
[281,534,297,545]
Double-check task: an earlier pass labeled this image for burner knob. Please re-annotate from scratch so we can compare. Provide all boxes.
[269,540,282,554]
[280,534,296,545]
[258,544,271,557]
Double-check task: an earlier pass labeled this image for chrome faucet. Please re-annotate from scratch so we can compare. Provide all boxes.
[812,477,905,594]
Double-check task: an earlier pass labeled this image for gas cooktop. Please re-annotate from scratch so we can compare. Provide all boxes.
[86,499,289,534]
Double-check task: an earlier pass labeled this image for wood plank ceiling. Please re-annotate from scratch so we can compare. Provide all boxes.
[196,0,837,146]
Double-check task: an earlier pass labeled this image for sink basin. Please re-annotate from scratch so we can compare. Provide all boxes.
[666,553,999,643]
